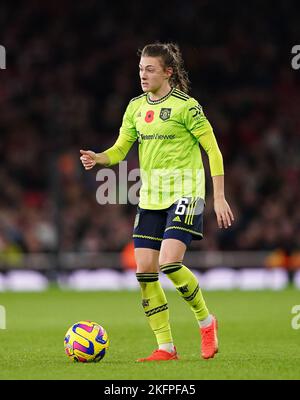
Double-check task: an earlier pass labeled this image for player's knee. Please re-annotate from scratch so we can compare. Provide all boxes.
[159,239,186,266]
[135,253,159,273]
[136,262,158,273]
[159,250,184,266]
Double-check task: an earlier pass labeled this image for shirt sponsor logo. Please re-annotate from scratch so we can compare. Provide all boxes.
[138,132,175,141]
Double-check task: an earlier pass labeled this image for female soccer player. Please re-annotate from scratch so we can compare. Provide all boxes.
[80,42,234,361]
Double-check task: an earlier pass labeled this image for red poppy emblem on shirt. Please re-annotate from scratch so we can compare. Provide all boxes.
[145,110,154,123]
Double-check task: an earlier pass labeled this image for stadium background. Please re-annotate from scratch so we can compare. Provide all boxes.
[0,0,300,381]
[1,0,300,290]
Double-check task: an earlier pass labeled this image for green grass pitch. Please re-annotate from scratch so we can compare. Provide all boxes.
[0,287,299,380]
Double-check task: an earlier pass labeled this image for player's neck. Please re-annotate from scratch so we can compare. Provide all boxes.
[148,84,172,101]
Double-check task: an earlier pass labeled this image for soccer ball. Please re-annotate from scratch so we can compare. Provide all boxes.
[64,320,109,362]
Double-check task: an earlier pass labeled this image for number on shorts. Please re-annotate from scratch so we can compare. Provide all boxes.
[175,198,189,215]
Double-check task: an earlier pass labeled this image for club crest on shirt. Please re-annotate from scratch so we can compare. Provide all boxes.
[159,108,172,121]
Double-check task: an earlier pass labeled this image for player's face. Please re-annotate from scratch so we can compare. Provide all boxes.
[139,56,172,93]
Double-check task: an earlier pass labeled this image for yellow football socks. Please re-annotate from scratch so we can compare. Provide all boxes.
[136,272,173,346]
[160,263,209,322]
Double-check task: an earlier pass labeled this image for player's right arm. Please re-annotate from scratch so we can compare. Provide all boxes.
[80,101,137,170]
[80,149,110,170]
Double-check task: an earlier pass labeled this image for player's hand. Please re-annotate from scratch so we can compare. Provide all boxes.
[214,197,234,229]
[80,149,97,170]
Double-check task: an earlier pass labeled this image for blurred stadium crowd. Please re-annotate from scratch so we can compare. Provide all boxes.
[0,0,299,267]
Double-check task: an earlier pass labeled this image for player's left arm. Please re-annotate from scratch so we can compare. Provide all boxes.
[185,99,234,229]
[211,175,234,229]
